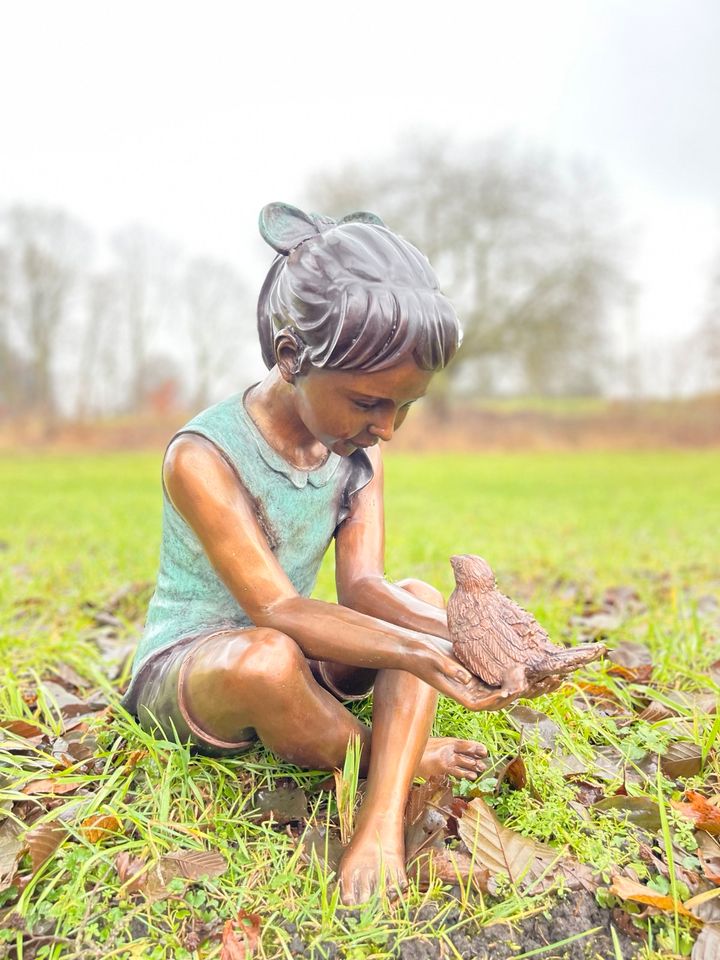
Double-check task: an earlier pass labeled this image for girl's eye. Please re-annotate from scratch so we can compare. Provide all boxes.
[352,400,378,410]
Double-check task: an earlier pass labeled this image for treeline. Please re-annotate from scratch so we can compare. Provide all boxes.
[2,136,719,431]
[306,135,720,404]
[0,208,253,428]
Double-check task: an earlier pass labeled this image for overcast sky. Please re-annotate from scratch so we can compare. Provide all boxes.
[2,0,719,362]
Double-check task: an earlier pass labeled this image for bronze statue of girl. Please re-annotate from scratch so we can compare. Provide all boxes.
[120,203,558,904]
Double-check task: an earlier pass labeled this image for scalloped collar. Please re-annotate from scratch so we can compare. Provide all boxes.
[238,385,343,489]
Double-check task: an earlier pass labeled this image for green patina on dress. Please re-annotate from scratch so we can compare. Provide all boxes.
[125,385,373,687]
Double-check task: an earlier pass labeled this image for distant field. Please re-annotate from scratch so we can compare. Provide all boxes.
[2,449,718,675]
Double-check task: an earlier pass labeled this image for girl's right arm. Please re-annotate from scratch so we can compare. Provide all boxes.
[163,434,499,711]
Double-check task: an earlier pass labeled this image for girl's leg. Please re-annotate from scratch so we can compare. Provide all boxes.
[180,625,485,779]
[337,579,464,904]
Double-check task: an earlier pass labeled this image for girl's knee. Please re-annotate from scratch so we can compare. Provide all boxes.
[395,577,444,609]
[232,627,304,682]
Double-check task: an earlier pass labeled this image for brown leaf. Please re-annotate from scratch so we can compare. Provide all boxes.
[692,924,720,959]
[607,641,654,683]
[0,820,25,890]
[609,874,693,917]
[408,847,489,893]
[48,663,92,691]
[142,849,228,902]
[81,814,122,843]
[2,720,44,738]
[638,700,675,723]
[22,779,79,796]
[672,792,720,835]
[254,784,307,825]
[221,910,261,960]
[661,742,704,779]
[122,749,148,772]
[456,797,556,885]
[404,776,453,860]
[114,851,148,891]
[493,753,528,793]
[572,781,606,806]
[593,796,661,831]
[507,705,559,749]
[298,826,344,874]
[697,832,720,885]
[25,821,67,873]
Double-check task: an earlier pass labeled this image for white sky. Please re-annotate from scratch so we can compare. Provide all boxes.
[2,0,719,366]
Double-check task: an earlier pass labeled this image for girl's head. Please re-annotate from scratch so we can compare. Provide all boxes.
[257,203,461,375]
[256,203,462,455]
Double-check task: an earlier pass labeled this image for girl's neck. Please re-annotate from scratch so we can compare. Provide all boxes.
[244,368,330,471]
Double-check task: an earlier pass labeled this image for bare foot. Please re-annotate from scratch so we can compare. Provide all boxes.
[417,737,488,780]
[338,820,407,905]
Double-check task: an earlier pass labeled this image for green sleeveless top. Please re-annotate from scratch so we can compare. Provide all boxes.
[125,386,373,681]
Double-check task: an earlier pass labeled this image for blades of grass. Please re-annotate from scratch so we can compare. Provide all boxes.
[514,925,603,959]
[656,763,681,954]
[701,710,720,766]
[610,923,624,959]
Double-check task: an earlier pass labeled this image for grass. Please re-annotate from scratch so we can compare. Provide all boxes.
[1,449,719,958]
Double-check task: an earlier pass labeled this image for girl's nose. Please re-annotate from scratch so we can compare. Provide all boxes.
[368,417,394,442]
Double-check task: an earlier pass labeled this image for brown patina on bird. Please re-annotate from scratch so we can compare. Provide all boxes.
[447,554,605,690]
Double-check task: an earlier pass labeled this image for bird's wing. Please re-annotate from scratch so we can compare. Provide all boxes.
[494,591,553,653]
[449,590,528,680]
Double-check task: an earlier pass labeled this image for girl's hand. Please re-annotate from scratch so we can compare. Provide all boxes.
[415,638,560,712]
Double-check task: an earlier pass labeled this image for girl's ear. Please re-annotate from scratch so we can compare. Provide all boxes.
[259,203,320,254]
[274,327,304,383]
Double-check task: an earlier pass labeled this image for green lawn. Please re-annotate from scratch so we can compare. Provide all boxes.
[1,450,719,958]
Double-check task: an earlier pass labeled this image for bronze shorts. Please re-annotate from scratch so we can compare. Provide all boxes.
[120,629,374,758]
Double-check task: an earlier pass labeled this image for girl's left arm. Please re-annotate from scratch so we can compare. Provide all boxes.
[335,446,450,640]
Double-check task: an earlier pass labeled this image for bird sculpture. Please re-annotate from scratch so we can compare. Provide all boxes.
[447,554,605,690]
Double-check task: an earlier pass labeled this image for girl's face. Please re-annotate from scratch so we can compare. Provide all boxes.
[292,357,434,457]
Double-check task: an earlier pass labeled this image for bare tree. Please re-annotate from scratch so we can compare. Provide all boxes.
[6,206,91,430]
[75,271,121,419]
[111,225,179,412]
[692,256,720,392]
[306,136,632,401]
[183,257,250,409]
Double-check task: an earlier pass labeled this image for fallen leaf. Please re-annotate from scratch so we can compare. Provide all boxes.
[81,814,122,843]
[456,797,556,885]
[408,846,489,893]
[697,832,720,885]
[0,820,25,890]
[609,874,693,917]
[661,742,704,779]
[48,663,92,691]
[593,796,662,831]
[507,706,559,749]
[221,909,261,960]
[2,720,44,739]
[25,821,67,873]
[637,700,675,723]
[254,784,307,825]
[298,826,344,874]
[493,753,529,793]
[22,779,79,796]
[570,610,623,639]
[672,792,720,835]
[404,776,453,860]
[607,642,654,683]
[692,925,720,960]
[122,749,148,772]
[141,849,228,902]
[115,851,148,891]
